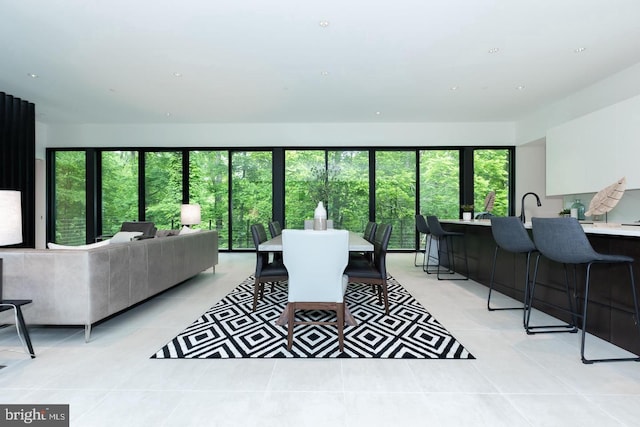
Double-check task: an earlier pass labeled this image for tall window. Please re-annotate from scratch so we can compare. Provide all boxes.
[284,150,325,229]
[231,151,273,249]
[419,150,460,218]
[102,151,139,236]
[48,146,513,249]
[53,151,86,244]
[474,149,510,216]
[189,151,229,249]
[145,151,182,229]
[326,150,369,232]
[376,151,416,249]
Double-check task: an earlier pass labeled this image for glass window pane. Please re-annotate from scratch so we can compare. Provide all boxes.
[327,150,369,232]
[474,149,510,216]
[284,150,325,229]
[102,151,139,236]
[376,151,416,249]
[189,150,229,249]
[419,150,460,218]
[231,151,273,249]
[53,151,86,245]
[145,151,182,229]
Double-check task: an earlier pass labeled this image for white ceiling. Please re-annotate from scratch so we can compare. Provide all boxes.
[2,0,640,124]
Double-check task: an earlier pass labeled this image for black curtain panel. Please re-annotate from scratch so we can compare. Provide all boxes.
[0,91,36,248]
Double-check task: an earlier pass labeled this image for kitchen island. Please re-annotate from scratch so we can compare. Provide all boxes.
[440,219,640,355]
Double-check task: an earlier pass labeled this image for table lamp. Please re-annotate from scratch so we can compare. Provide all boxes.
[180,203,201,229]
[0,190,23,300]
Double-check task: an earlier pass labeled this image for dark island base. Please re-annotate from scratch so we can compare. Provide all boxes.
[443,223,640,357]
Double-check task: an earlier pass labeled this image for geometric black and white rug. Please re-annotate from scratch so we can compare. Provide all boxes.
[151,275,474,359]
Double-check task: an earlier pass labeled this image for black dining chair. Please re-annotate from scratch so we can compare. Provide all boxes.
[349,221,377,264]
[268,220,283,262]
[488,217,537,316]
[250,223,288,311]
[0,299,36,358]
[530,217,640,363]
[345,223,393,315]
[268,220,282,238]
[425,216,468,280]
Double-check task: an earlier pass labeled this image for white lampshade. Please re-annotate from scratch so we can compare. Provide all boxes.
[0,190,23,246]
[181,204,201,226]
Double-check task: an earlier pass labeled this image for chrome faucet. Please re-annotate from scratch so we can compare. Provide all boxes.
[519,192,542,223]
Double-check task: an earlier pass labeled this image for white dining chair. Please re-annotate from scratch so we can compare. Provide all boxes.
[282,229,349,351]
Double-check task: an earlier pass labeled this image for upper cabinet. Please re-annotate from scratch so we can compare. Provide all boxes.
[546,94,640,196]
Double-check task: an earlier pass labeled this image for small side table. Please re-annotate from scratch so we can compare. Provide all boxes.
[0,299,35,358]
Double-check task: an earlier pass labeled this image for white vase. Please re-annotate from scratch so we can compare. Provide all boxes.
[462,212,472,221]
[314,201,327,230]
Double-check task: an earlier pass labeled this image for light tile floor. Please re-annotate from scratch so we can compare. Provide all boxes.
[2,252,640,426]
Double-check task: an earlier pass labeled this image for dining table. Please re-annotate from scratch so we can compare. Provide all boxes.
[258,230,374,327]
[258,230,373,252]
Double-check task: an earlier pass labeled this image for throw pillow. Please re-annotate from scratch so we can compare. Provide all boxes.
[110,231,143,243]
[48,240,111,250]
[156,229,179,238]
[179,225,201,235]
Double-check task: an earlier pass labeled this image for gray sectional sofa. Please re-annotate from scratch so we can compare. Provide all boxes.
[1,230,218,341]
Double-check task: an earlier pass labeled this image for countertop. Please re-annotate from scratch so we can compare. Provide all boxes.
[441,219,640,238]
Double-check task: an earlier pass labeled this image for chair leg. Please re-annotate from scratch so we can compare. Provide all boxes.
[525,256,578,335]
[487,246,531,311]
[287,302,295,351]
[435,235,468,281]
[14,305,35,358]
[415,234,427,268]
[381,280,389,315]
[581,263,640,364]
[252,279,261,311]
[337,303,345,352]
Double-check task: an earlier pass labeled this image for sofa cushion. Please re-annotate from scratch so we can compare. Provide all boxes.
[179,226,201,235]
[47,240,111,250]
[110,231,143,243]
[120,221,157,238]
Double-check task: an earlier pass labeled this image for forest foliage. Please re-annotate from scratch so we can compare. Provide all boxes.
[53,149,510,248]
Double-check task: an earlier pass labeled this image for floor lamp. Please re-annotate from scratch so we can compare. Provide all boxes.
[0,190,35,358]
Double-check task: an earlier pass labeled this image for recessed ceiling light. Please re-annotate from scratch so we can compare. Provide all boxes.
[173,72,182,77]
[574,47,586,53]
[319,20,330,27]
[165,112,172,117]
[516,85,525,90]
[27,73,38,78]
[450,86,459,91]
[375,111,382,116]
[488,48,500,54]
[320,71,330,76]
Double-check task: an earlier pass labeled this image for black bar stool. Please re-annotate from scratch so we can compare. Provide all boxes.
[530,217,640,364]
[414,214,430,269]
[425,216,468,280]
[488,217,537,318]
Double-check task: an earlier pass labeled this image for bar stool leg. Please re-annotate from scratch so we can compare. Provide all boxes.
[14,306,35,359]
[489,247,527,311]
[525,255,578,335]
[581,262,640,364]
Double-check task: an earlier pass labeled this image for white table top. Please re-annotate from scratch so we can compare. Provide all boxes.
[441,218,640,238]
[258,230,374,252]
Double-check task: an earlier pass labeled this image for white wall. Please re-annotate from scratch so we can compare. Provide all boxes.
[514,61,640,223]
[547,94,640,195]
[515,139,563,221]
[40,122,515,150]
[515,62,640,146]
